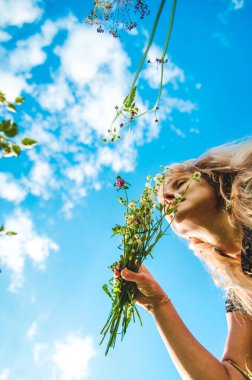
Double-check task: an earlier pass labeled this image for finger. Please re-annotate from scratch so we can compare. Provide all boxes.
[113,268,121,278]
[138,263,152,275]
[121,268,145,284]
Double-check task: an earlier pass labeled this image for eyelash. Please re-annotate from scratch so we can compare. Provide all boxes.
[177,180,186,189]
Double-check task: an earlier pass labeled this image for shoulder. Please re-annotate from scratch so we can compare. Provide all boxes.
[222,310,252,376]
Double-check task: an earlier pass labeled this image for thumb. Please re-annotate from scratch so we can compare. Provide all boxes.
[121,268,144,283]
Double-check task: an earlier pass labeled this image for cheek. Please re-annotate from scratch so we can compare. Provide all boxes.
[188,186,218,211]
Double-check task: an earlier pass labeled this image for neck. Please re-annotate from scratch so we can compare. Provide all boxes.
[186,209,243,254]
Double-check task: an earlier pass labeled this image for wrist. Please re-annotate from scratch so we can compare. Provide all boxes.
[146,295,171,314]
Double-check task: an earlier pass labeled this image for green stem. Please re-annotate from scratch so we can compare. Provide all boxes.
[154,0,177,109]
[127,0,166,97]
[161,0,177,61]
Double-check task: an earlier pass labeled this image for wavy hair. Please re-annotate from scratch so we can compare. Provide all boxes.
[159,138,252,317]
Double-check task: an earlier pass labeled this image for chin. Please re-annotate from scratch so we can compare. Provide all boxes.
[173,203,188,224]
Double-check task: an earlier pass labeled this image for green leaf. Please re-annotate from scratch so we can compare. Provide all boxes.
[0,225,4,233]
[6,103,16,113]
[0,92,6,104]
[0,119,11,132]
[21,138,37,148]
[15,97,25,105]
[5,231,17,236]
[4,122,18,137]
[12,145,21,156]
[102,284,112,299]
[3,146,12,156]
[123,85,137,108]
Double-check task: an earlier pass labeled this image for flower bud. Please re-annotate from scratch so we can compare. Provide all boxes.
[192,171,201,181]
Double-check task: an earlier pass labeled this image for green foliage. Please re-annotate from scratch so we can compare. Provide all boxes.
[0,91,36,237]
[100,170,201,355]
[0,225,17,237]
[1,120,19,137]
[21,138,37,148]
[0,91,37,157]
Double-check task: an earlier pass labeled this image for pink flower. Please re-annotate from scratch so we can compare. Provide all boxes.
[115,177,126,189]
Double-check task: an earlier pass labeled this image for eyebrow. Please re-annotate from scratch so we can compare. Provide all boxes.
[162,176,190,196]
[165,176,188,189]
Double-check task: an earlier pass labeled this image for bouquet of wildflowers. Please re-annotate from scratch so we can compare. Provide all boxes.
[100,168,201,355]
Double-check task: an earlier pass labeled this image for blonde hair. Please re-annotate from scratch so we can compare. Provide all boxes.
[160,138,252,317]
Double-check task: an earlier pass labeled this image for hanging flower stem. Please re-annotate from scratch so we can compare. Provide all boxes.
[105,0,178,142]
[154,0,177,110]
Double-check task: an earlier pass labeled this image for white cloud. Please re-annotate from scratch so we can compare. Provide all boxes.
[0,69,29,100]
[27,321,38,341]
[212,32,231,49]
[22,153,59,199]
[0,173,27,203]
[52,335,96,380]
[0,30,11,42]
[0,369,10,380]
[0,0,43,28]
[162,96,197,114]
[33,343,49,366]
[231,0,244,9]
[190,127,200,134]
[0,208,59,290]
[38,74,74,112]
[1,15,196,216]
[170,124,186,138]
[10,20,59,72]
[54,26,130,86]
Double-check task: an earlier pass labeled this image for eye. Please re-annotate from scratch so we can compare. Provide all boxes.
[177,180,186,189]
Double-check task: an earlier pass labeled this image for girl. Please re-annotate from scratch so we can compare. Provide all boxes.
[115,139,252,379]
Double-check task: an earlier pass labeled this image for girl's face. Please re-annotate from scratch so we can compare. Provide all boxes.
[161,172,221,238]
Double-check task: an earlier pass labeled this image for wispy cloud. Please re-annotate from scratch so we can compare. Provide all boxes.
[0,173,27,203]
[231,0,244,10]
[32,334,96,379]
[9,20,59,73]
[52,335,96,380]
[0,208,59,290]
[27,321,38,341]
[0,0,43,28]
[33,343,49,366]
[212,31,231,49]
[170,124,186,138]
[0,15,197,217]
[0,369,10,380]
[0,30,11,42]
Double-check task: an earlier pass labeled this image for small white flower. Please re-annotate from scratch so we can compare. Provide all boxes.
[146,175,152,181]
[192,171,201,181]
[128,201,136,209]
[145,183,151,188]
[154,174,161,182]
[174,192,182,201]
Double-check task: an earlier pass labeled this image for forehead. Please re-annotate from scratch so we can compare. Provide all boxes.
[163,171,192,189]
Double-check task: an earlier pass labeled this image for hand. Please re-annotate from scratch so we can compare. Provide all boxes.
[114,264,170,312]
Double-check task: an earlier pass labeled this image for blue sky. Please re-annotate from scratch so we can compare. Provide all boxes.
[0,0,251,379]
